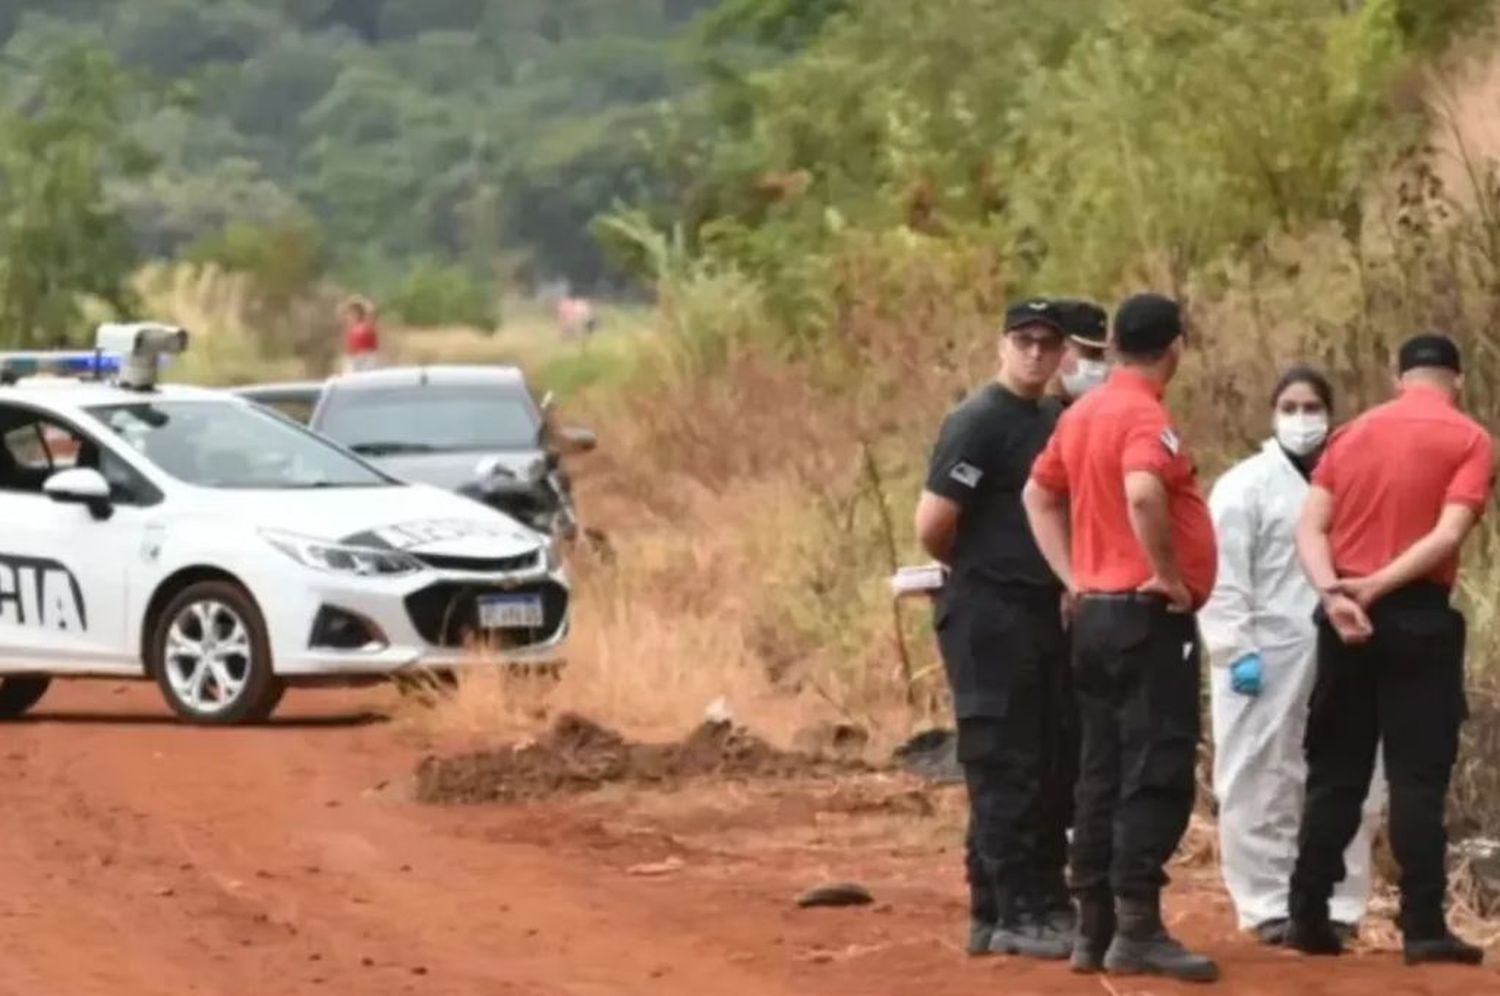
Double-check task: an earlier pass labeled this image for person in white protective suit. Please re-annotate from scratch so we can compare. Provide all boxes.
[1199,366,1387,946]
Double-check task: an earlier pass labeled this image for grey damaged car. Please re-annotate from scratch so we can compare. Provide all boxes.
[232,365,600,547]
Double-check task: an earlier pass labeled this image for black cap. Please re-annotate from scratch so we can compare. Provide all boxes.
[1113,293,1183,355]
[1398,333,1461,374]
[1053,298,1108,348]
[1003,298,1066,336]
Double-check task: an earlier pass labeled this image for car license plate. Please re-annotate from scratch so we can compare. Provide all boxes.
[477,593,544,629]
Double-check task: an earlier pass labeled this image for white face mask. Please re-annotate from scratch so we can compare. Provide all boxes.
[1274,412,1329,457]
[1061,359,1109,398]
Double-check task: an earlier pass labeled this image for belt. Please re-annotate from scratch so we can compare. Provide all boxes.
[1368,581,1451,612]
[949,576,1062,605]
[1076,592,1168,605]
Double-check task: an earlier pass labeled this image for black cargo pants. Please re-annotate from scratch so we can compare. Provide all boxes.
[1290,583,1466,940]
[1069,594,1201,903]
[935,580,1076,922]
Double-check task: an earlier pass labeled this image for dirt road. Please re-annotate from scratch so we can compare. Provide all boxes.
[3,682,1498,996]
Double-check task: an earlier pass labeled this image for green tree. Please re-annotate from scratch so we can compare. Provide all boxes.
[386,256,497,328]
[0,46,154,347]
[0,0,741,289]
[185,213,330,312]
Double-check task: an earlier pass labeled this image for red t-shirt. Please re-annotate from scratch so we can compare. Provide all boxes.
[345,320,379,355]
[1312,383,1495,587]
[1029,368,1218,608]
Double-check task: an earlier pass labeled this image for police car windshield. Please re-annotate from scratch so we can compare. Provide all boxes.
[84,400,393,490]
[316,385,540,454]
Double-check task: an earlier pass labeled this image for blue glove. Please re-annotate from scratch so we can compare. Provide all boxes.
[1230,653,1263,697]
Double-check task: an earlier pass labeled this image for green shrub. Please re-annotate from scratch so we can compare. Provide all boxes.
[386,258,498,329]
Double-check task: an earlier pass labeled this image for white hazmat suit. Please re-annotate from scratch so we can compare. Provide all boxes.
[1199,439,1386,931]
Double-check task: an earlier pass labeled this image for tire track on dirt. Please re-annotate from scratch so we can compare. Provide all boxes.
[0,683,808,996]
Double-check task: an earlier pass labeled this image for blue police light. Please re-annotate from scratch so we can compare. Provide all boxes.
[0,350,124,378]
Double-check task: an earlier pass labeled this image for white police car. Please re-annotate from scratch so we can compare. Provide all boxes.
[0,323,569,725]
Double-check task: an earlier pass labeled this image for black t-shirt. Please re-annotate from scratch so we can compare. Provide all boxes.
[924,382,1062,590]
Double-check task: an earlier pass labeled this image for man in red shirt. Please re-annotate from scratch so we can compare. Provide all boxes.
[1286,333,1494,966]
[1023,292,1218,983]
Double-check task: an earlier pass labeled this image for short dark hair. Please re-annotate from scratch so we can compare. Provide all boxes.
[1270,365,1334,413]
[1113,293,1183,358]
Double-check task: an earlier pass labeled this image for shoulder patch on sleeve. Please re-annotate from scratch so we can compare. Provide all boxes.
[949,461,983,488]
[1160,428,1180,456]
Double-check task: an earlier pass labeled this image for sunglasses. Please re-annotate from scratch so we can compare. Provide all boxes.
[1005,328,1065,353]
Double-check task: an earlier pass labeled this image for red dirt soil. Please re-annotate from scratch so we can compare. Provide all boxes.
[3,682,1498,996]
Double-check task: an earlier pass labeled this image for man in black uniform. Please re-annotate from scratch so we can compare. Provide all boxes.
[914,297,1074,959]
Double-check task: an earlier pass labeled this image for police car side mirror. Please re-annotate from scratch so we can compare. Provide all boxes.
[43,467,113,519]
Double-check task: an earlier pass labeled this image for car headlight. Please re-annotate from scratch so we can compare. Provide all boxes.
[261,529,424,578]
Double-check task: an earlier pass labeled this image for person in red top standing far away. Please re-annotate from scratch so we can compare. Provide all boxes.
[1022,292,1219,984]
[340,296,380,372]
[1285,333,1495,967]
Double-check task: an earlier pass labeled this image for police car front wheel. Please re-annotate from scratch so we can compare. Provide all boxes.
[0,676,50,719]
[149,581,283,725]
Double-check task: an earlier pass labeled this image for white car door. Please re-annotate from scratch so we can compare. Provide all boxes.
[0,405,150,674]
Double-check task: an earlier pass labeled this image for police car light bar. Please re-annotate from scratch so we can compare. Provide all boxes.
[0,322,189,390]
[0,350,124,380]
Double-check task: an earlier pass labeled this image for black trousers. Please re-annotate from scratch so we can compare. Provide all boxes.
[936,581,1075,922]
[1069,595,1200,902]
[1289,584,1467,940]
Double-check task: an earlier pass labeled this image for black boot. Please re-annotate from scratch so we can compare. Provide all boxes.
[1039,876,1078,942]
[1404,932,1484,966]
[1102,896,1219,983]
[1070,894,1115,974]
[966,869,997,957]
[989,887,1072,961]
[1252,917,1289,946]
[1284,892,1343,956]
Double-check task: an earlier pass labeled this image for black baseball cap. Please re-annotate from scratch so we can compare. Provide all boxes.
[1113,293,1183,355]
[1052,298,1108,348]
[1398,333,1461,374]
[1003,298,1066,337]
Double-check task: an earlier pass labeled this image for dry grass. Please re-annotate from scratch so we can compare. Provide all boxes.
[399,469,898,751]
[385,300,653,369]
[134,262,317,386]
[391,249,1000,752]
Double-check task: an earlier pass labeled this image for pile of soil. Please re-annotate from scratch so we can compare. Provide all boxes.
[415,713,871,805]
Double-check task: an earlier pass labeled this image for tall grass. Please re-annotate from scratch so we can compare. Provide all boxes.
[133,262,315,386]
[412,236,1014,747]
[386,306,656,401]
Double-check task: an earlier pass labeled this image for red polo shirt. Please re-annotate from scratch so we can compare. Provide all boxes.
[1029,368,1218,607]
[1313,382,1495,587]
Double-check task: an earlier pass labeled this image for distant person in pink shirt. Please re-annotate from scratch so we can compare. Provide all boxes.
[557,295,595,340]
